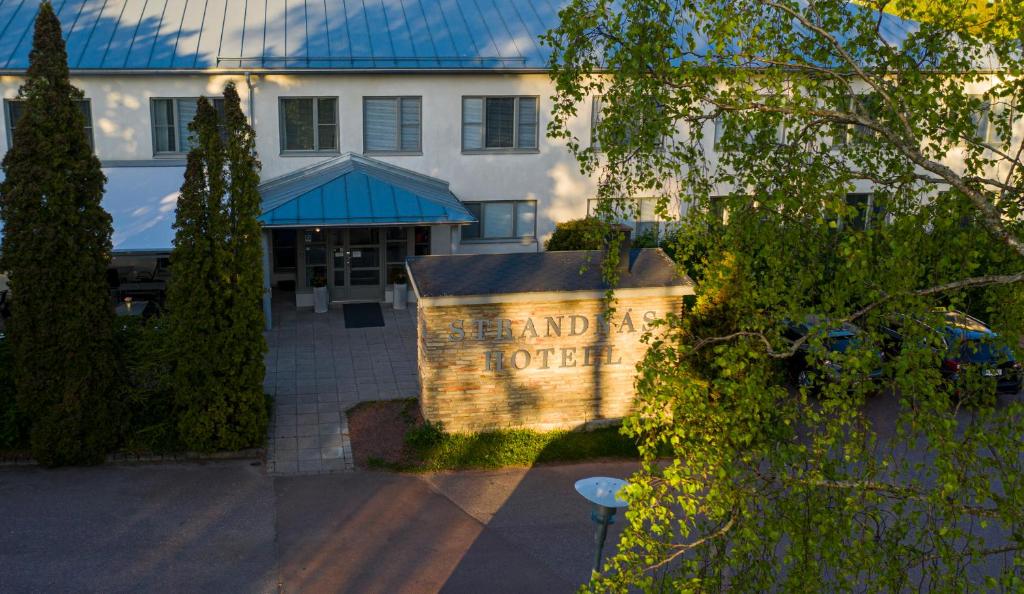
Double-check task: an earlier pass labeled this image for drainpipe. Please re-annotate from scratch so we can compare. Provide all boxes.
[245,71,255,126]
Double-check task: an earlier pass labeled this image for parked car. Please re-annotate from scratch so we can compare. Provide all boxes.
[784,315,884,389]
[880,310,1021,395]
[937,311,1021,394]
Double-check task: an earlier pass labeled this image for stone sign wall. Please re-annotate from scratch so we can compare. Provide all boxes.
[417,292,682,432]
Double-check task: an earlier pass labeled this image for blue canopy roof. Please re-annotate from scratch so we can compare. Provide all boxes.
[0,155,470,253]
[258,153,475,227]
[0,0,565,71]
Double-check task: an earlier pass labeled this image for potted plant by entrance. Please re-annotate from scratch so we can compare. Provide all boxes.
[392,270,409,310]
[312,274,329,314]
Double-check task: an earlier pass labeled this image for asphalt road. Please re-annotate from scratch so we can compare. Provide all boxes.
[0,460,636,593]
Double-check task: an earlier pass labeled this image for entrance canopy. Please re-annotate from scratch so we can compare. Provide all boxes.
[258,153,475,227]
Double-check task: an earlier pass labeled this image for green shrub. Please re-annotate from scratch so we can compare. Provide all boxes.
[404,419,445,449]
[0,338,29,450]
[115,318,180,454]
[544,217,611,251]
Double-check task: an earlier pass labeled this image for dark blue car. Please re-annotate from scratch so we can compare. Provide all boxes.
[784,316,884,389]
[936,311,1021,394]
[880,310,1021,395]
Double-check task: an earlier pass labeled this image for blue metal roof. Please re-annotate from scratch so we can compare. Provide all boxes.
[0,0,565,71]
[0,1,924,72]
[258,152,475,226]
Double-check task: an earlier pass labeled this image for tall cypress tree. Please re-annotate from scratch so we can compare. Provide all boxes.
[168,92,266,452]
[0,2,117,465]
[220,83,267,448]
[167,98,231,451]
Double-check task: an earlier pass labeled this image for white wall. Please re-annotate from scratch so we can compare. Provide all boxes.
[1,71,1016,255]
[0,72,598,252]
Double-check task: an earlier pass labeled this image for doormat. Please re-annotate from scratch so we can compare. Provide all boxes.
[343,302,385,329]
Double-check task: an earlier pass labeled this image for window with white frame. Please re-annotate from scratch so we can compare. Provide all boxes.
[5,99,94,149]
[462,201,537,240]
[967,94,1011,146]
[591,96,604,150]
[831,94,883,147]
[462,96,538,152]
[280,97,338,153]
[151,97,225,154]
[363,97,421,154]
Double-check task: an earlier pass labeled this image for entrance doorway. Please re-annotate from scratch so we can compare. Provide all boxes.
[330,228,382,302]
[290,226,432,304]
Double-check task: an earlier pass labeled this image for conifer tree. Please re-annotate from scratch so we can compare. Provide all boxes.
[167,98,232,451]
[168,92,267,452]
[220,83,267,448]
[0,2,117,465]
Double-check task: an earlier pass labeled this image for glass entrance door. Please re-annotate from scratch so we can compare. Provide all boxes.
[346,228,382,301]
[329,229,346,300]
[325,228,383,302]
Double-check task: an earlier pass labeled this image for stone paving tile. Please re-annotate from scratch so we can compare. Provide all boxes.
[265,300,417,476]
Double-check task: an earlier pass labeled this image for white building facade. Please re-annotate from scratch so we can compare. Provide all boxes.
[0,0,1012,314]
[0,0,650,312]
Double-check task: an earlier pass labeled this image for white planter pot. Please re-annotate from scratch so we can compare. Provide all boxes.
[393,283,408,310]
[313,286,329,313]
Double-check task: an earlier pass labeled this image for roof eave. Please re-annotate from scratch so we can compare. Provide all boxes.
[0,67,556,76]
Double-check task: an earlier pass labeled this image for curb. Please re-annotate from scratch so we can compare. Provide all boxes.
[0,448,266,468]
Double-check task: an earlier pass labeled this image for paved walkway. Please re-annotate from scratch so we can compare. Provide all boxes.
[0,460,637,593]
[263,299,418,475]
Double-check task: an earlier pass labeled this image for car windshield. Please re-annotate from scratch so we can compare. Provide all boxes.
[942,311,989,333]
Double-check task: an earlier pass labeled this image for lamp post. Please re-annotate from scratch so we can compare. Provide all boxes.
[575,476,629,573]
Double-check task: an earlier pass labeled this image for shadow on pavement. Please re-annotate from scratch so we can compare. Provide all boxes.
[274,460,638,593]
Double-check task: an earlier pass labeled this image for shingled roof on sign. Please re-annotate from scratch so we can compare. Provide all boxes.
[407,249,693,299]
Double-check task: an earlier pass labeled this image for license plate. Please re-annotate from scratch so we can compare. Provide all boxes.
[983,368,1003,377]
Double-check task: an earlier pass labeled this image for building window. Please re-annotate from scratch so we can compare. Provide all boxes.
[5,99,94,149]
[462,96,538,152]
[272,229,297,271]
[462,201,536,240]
[364,97,421,154]
[843,193,886,231]
[151,98,225,155]
[385,227,409,284]
[710,196,728,224]
[831,94,883,147]
[592,95,669,153]
[414,226,431,255]
[280,97,338,153]
[591,96,604,151]
[967,94,1010,146]
[713,113,784,150]
[587,197,666,237]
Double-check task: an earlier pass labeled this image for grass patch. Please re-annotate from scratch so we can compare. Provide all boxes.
[348,399,641,472]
